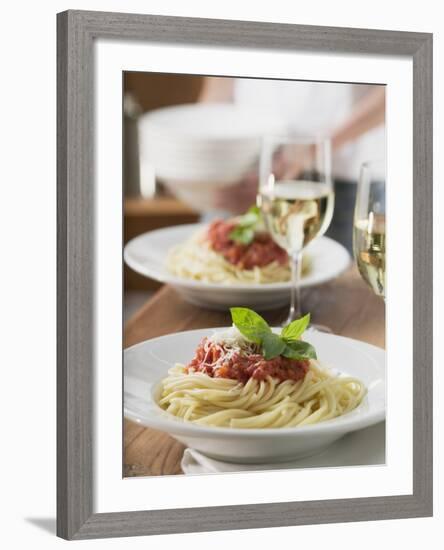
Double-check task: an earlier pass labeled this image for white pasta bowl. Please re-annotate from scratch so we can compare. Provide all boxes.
[138,104,286,185]
[124,224,350,310]
[124,329,385,464]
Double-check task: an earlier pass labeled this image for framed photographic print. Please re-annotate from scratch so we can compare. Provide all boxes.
[57,10,433,540]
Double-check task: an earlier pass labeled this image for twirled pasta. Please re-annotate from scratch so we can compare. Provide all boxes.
[157,362,366,429]
[166,230,310,285]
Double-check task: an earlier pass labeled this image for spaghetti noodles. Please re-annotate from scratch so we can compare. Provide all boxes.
[167,228,310,284]
[157,326,366,429]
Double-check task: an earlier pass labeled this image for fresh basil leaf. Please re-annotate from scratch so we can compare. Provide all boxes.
[238,205,260,222]
[229,205,261,244]
[281,339,317,360]
[237,207,260,227]
[237,213,257,227]
[281,313,311,342]
[262,333,286,360]
[247,205,260,216]
[229,226,255,244]
[230,307,271,344]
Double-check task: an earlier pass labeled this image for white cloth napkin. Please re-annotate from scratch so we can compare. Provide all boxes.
[181,422,385,475]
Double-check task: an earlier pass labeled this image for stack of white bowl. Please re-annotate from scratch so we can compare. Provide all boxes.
[138,103,286,210]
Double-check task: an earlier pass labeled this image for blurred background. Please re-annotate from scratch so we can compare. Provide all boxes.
[123,72,385,317]
[123,72,202,311]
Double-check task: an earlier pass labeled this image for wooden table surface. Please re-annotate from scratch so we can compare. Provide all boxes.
[123,266,385,477]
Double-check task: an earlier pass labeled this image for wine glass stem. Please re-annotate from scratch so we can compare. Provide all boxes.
[287,250,303,324]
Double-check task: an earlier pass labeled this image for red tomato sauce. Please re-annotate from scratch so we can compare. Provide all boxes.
[185,338,310,384]
[206,219,288,269]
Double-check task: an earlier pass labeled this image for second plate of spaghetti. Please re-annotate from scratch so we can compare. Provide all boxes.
[124,310,385,464]
[124,222,350,310]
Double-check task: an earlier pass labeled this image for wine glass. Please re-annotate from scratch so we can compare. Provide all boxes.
[258,136,334,327]
[353,160,386,299]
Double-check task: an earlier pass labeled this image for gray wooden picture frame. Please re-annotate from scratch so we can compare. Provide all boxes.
[57,9,433,540]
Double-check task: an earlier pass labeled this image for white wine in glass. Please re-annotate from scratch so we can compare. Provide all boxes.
[262,180,334,253]
[353,161,386,299]
[259,137,334,327]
